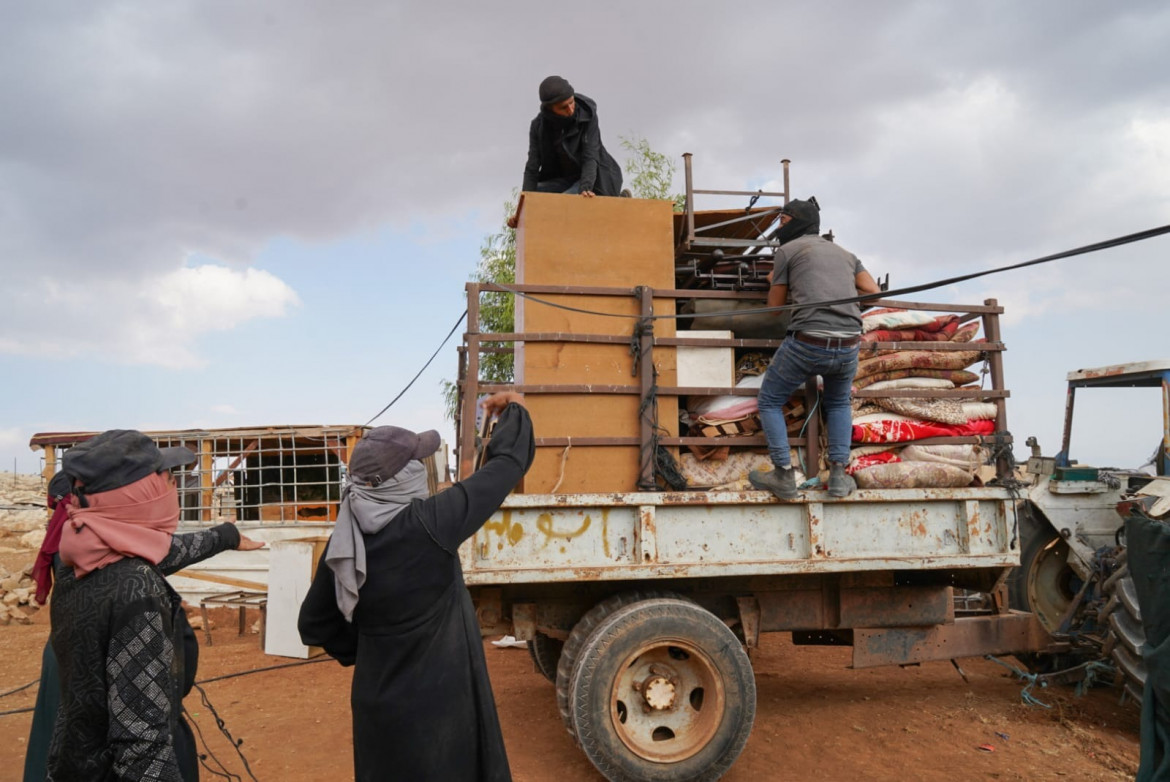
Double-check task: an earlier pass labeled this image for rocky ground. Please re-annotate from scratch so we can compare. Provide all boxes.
[0,472,48,627]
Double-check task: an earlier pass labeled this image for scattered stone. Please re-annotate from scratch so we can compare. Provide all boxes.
[0,564,9,580]
[188,614,214,632]
[1,576,19,591]
[14,587,31,605]
[8,607,31,625]
[2,591,20,606]
[251,619,262,634]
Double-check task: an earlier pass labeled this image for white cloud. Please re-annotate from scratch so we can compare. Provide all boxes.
[210,404,240,415]
[0,263,299,369]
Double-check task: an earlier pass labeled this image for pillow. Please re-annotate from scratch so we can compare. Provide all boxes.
[861,308,940,333]
[862,377,955,392]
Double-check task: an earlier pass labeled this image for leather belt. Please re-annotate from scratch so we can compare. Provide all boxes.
[792,332,861,349]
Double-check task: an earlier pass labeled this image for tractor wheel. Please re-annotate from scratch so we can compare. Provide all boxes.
[1008,504,1080,633]
[555,589,682,740]
[528,631,564,683]
[1100,551,1147,705]
[568,598,756,782]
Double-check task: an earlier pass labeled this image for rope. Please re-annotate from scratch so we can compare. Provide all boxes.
[549,441,571,494]
[492,223,1170,322]
[985,654,1052,708]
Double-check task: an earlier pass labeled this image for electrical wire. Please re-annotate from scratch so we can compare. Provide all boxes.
[0,679,39,699]
[491,222,1170,322]
[362,309,468,427]
[195,655,331,685]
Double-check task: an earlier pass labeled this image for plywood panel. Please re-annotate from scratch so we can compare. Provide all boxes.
[516,193,676,288]
[515,193,679,493]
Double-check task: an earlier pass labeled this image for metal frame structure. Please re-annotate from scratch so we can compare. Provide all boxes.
[677,154,791,256]
[29,426,364,525]
[455,283,1013,486]
[1058,359,1170,474]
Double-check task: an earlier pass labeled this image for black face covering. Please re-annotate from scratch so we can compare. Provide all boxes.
[776,198,821,245]
[540,107,575,128]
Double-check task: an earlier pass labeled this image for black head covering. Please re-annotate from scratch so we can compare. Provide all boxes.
[62,429,196,495]
[539,75,574,106]
[776,197,821,245]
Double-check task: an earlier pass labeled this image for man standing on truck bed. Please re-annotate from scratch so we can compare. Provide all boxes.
[298,391,534,782]
[506,75,623,228]
[749,197,882,500]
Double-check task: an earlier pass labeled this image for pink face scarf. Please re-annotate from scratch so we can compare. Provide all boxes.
[59,471,180,578]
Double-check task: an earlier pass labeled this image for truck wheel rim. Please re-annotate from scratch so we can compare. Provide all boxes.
[1028,537,1077,632]
[609,637,725,763]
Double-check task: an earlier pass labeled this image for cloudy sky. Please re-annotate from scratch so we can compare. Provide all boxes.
[2,1,1168,475]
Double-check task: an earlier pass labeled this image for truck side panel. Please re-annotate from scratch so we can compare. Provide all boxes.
[461,488,1018,585]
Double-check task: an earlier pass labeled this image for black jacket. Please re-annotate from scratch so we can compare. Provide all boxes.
[521,93,623,196]
[47,524,240,781]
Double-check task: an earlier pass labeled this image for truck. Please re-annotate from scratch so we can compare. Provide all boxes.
[451,182,1055,781]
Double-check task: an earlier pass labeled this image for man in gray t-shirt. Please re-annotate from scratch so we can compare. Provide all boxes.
[749,197,882,500]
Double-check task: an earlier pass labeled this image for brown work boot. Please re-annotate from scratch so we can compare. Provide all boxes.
[749,466,799,500]
[827,462,856,498]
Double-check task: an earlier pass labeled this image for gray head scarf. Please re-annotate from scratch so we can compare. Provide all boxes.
[325,460,429,621]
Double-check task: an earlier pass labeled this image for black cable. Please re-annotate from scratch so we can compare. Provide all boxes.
[184,703,241,781]
[0,706,34,717]
[195,654,331,685]
[0,679,39,699]
[493,222,1170,322]
[193,683,260,782]
[363,309,468,427]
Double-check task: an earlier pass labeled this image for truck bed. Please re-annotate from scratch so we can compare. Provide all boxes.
[460,487,1020,585]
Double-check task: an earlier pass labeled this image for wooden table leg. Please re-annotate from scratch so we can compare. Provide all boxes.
[200,602,214,647]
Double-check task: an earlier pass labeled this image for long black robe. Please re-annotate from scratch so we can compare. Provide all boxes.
[299,403,534,782]
[1127,513,1170,781]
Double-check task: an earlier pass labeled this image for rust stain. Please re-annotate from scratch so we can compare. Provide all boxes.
[601,509,611,559]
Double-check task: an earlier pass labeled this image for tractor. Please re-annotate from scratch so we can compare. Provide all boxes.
[1009,359,1170,701]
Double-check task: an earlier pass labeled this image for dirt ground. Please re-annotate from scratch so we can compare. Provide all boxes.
[0,471,1143,780]
[0,597,1141,782]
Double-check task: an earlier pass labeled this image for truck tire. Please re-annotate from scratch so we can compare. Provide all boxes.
[1007,504,1077,633]
[568,598,756,782]
[556,589,682,740]
[1100,552,1147,705]
[528,631,564,683]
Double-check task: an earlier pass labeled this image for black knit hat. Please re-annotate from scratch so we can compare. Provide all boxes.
[539,75,574,106]
[63,429,196,495]
[349,426,441,487]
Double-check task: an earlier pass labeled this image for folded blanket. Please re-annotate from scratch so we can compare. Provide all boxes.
[852,417,996,444]
[854,461,975,489]
[854,368,980,390]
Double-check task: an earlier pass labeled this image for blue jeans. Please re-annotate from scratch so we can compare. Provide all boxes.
[757,336,859,468]
[536,177,582,194]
